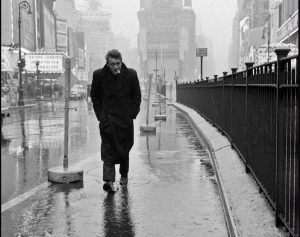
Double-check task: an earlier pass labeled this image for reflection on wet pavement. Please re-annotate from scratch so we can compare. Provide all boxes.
[1,100,228,236]
[103,187,135,237]
[1,101,100,204]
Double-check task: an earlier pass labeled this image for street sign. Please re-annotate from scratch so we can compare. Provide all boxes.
[196,48,207,57]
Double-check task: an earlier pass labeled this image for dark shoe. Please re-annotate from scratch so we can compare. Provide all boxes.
[103,182,116,193]
[120,177,128,185]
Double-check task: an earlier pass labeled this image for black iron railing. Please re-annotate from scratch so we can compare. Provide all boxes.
[176,49,299,237]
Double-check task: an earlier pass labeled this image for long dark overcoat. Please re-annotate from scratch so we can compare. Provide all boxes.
[91,63,141,164]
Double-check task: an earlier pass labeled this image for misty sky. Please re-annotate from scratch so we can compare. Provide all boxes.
[102,0,238,76]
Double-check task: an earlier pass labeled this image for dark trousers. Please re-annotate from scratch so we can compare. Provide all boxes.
[103,158,129,182]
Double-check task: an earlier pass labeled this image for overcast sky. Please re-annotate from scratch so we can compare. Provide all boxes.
[102,0,238,75]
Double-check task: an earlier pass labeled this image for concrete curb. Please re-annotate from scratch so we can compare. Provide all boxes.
[173,103,239,237]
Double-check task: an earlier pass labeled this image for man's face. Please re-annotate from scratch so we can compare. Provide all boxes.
[107,57,122,75]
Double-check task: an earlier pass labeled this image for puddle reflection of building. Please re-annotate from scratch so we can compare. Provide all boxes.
[103,187,135,237]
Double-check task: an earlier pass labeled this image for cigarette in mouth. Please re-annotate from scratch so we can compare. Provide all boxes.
[117,70,120,74]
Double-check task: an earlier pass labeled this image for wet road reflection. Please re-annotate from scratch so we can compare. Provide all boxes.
[1,100,100,204]
[103,187,135,237]
[2,99,228,236]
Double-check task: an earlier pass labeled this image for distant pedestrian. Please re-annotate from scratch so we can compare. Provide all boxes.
[91,49,141,193]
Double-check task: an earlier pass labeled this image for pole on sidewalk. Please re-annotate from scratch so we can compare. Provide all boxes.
[152,50,159,107]
[200,56,203,80]
[140,74,156,133]
[48,57,83,183]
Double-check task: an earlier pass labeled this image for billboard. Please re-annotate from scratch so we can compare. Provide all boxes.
[56,19,67,34]
[56,19,68,53]
[24,54,64,73]
[147,25,179,54]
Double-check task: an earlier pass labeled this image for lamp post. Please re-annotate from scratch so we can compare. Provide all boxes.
[36,61,41,99]
[18,1,32,106]
[262,26,271,62]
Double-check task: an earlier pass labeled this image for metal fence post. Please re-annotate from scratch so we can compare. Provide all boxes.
[296,54,300,237]
[245,62,254,173]
[230,68,237,142]
[221,72,228,133]
[214,75,218,82]
[274,48,290,227]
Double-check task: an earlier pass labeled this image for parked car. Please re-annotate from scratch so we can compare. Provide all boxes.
[70,84,86,100]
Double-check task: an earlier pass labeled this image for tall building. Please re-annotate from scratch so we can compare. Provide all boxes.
[138,0,196,83]
[1,0,14,45]
[37,0,56,50]
[75,0,114,83]
[54,0,76,31]
[12,0,35,52]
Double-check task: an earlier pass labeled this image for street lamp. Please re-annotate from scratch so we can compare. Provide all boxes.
[262,26,271,62]
[18,1,32,106]
[35,61,41,99]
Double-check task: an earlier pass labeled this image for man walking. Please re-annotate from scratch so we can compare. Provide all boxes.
[91,49,141,193]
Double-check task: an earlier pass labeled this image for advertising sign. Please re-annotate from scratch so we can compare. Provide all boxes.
[24,54,64,73]
[147,26,179,52]
[56,19,67,34]
[196,48,207,57]
[77,69,87,81]
[78,48,85,68]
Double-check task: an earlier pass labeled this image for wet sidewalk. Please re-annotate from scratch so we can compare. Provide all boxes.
[2,99,290,237]
[2,104,228,237]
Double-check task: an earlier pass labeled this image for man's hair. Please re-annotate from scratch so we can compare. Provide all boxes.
[105,49,122,62]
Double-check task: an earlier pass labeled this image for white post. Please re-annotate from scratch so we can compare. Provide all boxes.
[146,74,152,126]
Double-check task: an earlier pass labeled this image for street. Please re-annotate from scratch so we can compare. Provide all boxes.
[1,98,228,236]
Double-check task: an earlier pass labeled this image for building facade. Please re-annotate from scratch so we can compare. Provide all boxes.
[271,0,298,46]
[229,0,298,69]
[138,0,196,84]
[75,1,113,83]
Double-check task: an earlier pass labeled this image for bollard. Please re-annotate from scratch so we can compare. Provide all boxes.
[140,74,156,133]
[48,57,83,183]
[230,68,238,145]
